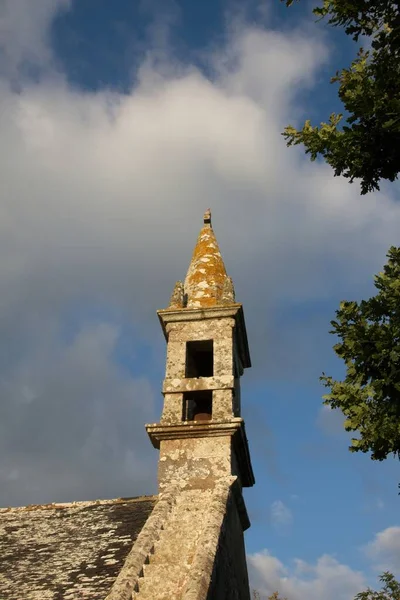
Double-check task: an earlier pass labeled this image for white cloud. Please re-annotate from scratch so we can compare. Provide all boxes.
[248,551,366,600]
[0,0,71,77]
[249,525,400,599]
[364,527,400,575]
[270,500,293,528]
[0,26,397,337]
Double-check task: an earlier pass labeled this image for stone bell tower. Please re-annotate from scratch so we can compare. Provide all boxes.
[146,209,254,499]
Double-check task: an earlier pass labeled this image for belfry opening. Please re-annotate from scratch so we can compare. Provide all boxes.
[183,390,213,421]
[185,340,214,378]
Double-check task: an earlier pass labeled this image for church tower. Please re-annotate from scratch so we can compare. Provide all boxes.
[147,207,254,503]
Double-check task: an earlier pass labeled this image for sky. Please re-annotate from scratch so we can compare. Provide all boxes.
[0,1,399,598]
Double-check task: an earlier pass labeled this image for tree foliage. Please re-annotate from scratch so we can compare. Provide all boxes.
[282,0,400,194]
[321,246,400,460]
[355,572,400,600]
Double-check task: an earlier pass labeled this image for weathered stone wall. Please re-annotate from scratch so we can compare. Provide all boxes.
[158,436,235,491]
[106,490,177,600]
[131,487,216,600]
[206,491,251,600]
[161,318,235,424]
[128,478,247,600]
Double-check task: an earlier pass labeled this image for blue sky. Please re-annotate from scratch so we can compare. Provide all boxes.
[0,1,399,598]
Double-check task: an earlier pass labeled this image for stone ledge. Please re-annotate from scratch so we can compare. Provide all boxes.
[158,304,243,324]
[162,375,234,393]
[146,418,243,444]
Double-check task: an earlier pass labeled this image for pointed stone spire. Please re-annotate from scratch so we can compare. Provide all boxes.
[183,209,232,309]
[168,280,184,309]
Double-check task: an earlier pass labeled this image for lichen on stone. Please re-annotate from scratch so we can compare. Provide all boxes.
[221,276,235,304]
[168,281,185,309]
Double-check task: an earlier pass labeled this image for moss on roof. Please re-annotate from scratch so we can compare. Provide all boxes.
[0,495,157,599]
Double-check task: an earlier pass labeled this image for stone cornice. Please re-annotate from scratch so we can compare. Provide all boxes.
[146,418,255,488]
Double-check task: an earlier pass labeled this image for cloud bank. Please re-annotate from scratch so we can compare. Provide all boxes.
[249,525,400,599]
[0,0,399,509]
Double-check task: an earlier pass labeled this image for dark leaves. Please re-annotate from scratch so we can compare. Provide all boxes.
[282,0,400,194]
[321,247,400,461]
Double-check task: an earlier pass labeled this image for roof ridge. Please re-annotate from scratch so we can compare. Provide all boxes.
[0,494,158,512]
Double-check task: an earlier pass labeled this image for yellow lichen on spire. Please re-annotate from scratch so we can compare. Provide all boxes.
[183,209,232,309]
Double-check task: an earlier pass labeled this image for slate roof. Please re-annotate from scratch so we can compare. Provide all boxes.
[0,495,157,600]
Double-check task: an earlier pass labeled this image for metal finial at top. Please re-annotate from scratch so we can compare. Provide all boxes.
[203,208,211,226]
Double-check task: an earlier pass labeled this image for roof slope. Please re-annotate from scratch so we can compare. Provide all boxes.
[0,495,157,600]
